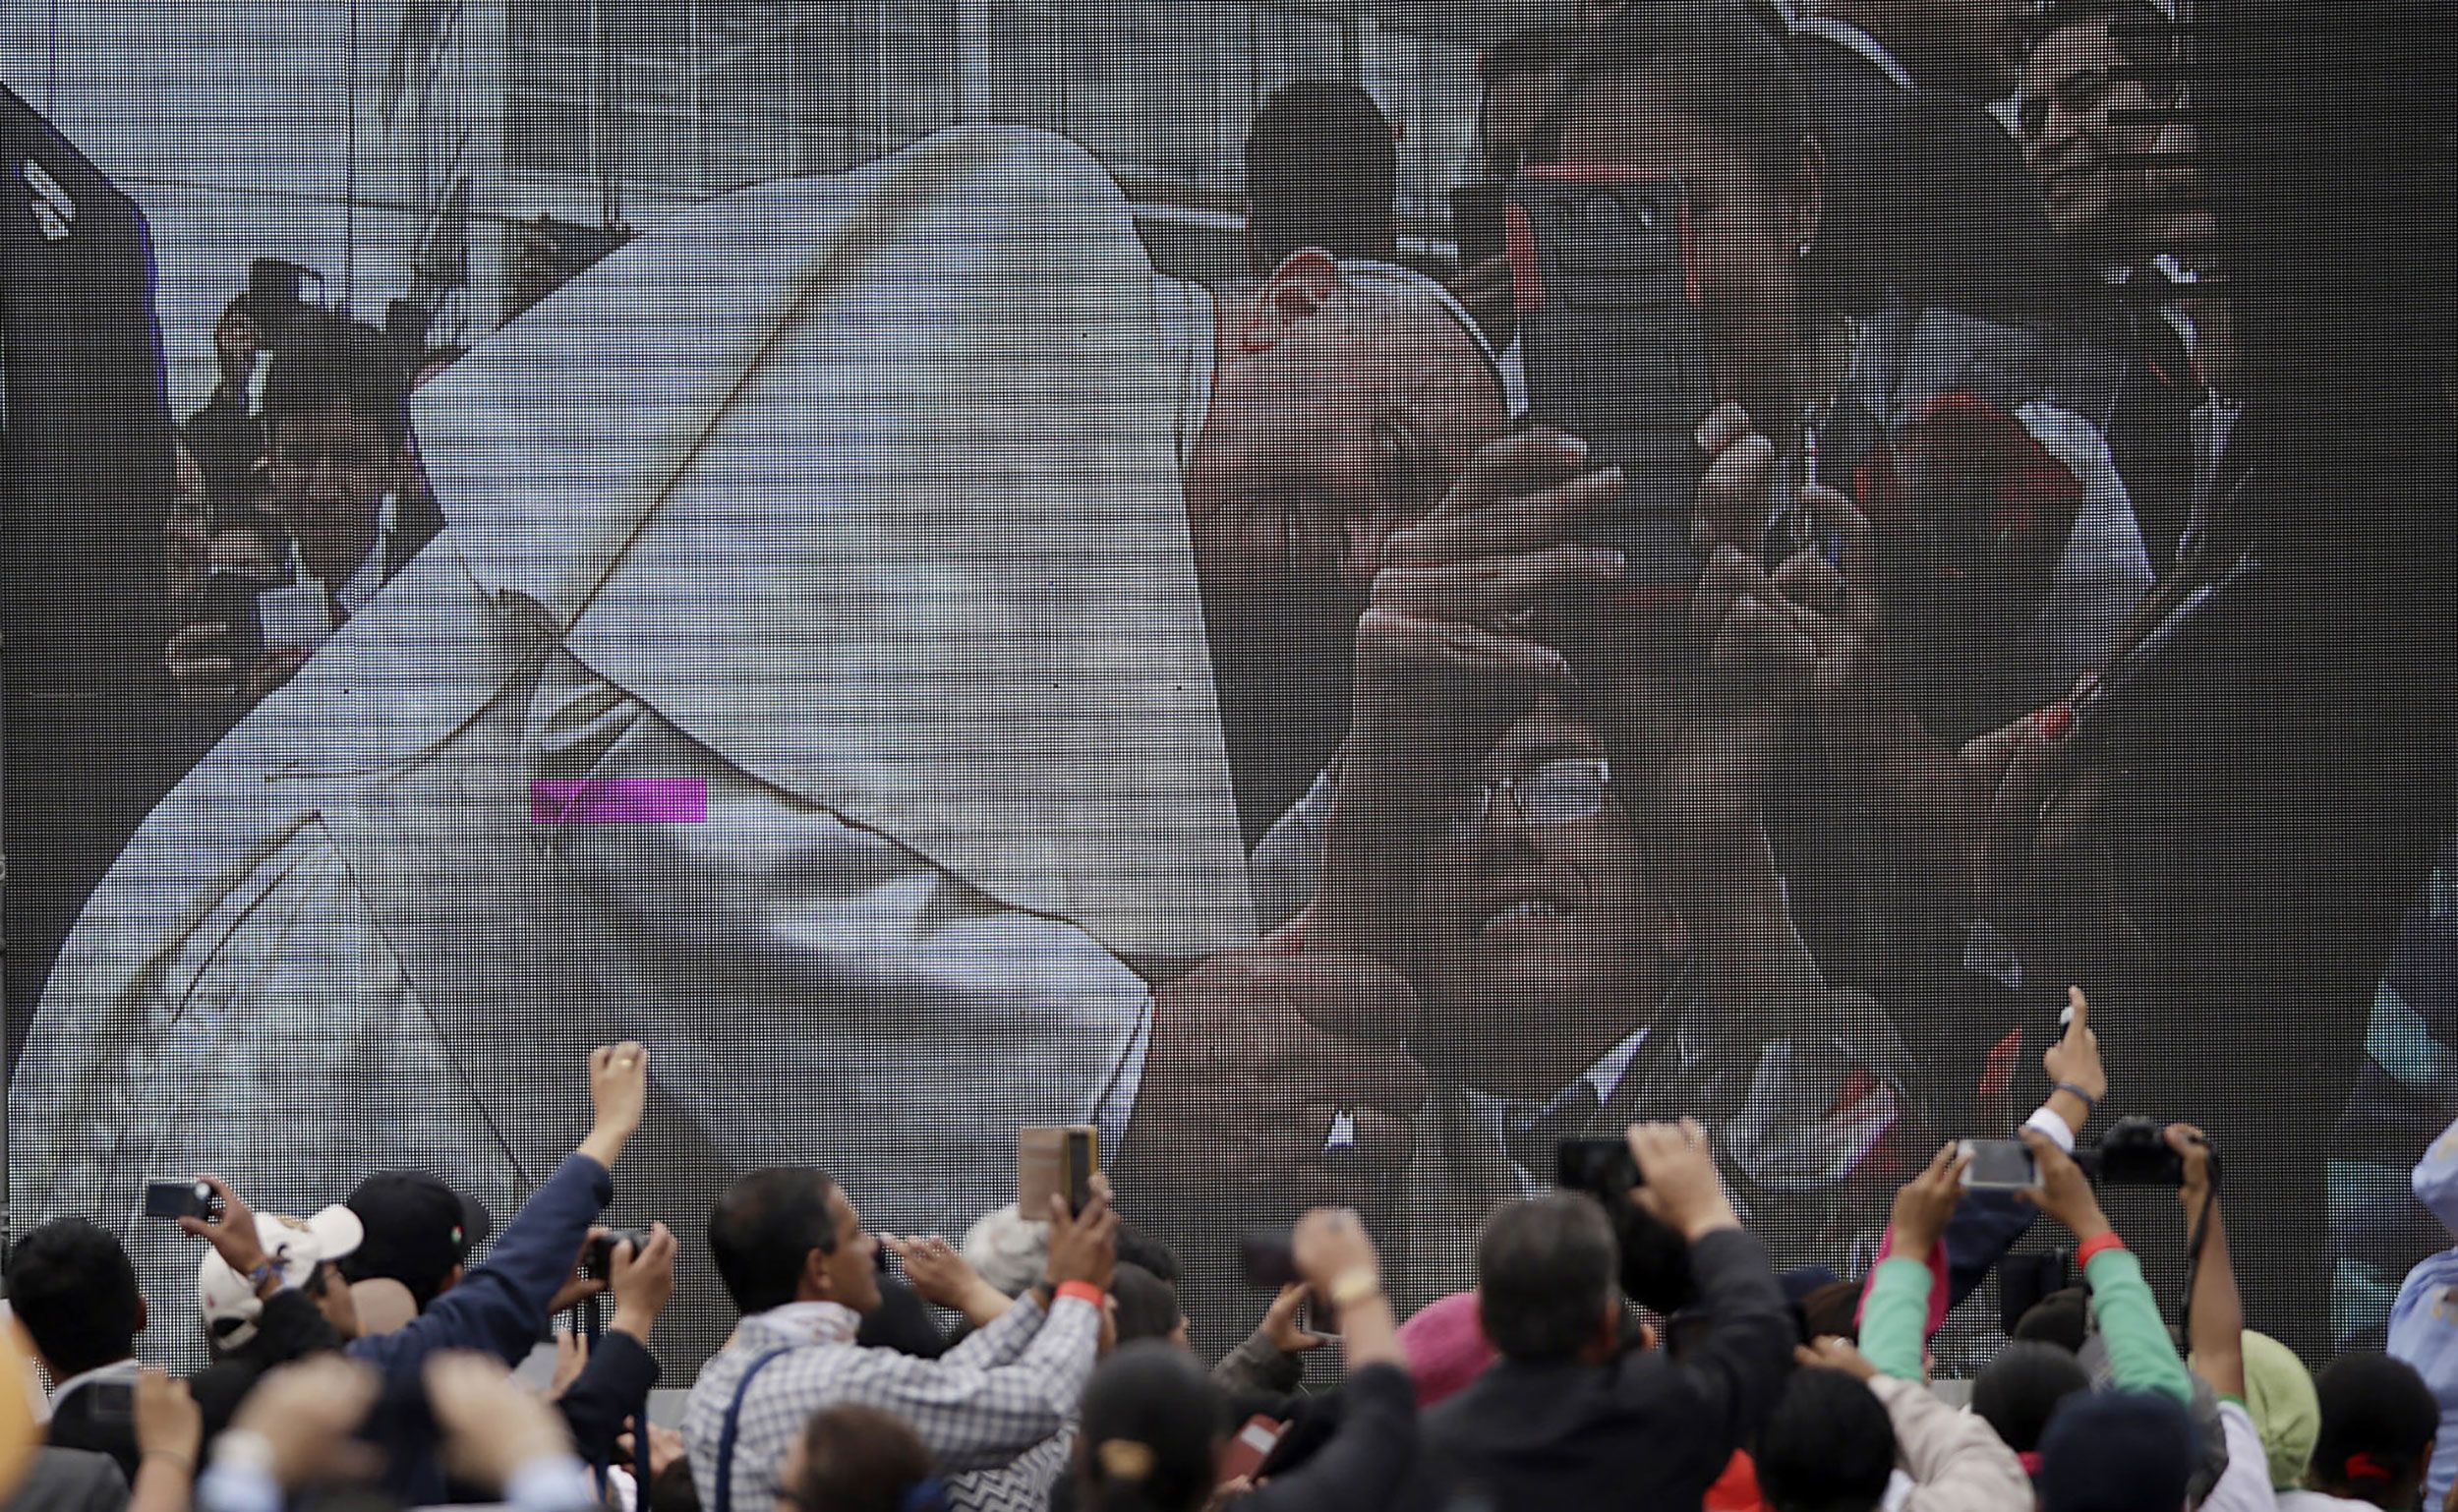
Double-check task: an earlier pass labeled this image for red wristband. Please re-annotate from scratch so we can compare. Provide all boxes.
[1055,1280,1105,1308]
[2075,1231,2128,1267]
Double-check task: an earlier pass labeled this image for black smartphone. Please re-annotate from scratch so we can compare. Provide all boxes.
[1958,1137,2040,1192]
[144,1180,217,1221]
[1555,1137,1642,1198]
[1509,170,1714,594]
[194,569,267,668]
[1238,1231,1300,1290]
[1448,182,1511,272]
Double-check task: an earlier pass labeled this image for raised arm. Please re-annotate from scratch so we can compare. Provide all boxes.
[2172,1123,2244,1400]
[354,1044,643,1374]
[1862,1142,1974,1382]
[1626,1122,1795,1455]
[2019,1130,2193,1407]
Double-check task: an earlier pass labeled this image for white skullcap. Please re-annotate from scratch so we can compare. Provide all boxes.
[1333,259,1514,412]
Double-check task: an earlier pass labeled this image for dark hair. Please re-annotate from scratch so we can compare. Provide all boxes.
[1553,0,1813,187]
[1079,1343,1220,1512]
[709,1169,840,1315]
[4,1219,143,1377]
[1114,1224,1182,1289]
[1757,1369,1899,1512]
[1476,1194,1618,1362]
[788,1404,934,1512]
[2311,1353,2440,1497]
[2014,1288,2092,1354]
[1482,23,1582,84]
[2036,1391,2196,1512]
[1796,1280,1863,1344]
[1972,1340,2094,1453]
[1111,1263,1183,1347]
[262,314,413,446]
[2026,0,2174,57]
[1245,79,1398,268]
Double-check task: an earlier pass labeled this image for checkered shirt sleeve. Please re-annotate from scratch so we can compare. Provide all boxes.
[686,1294,1101,1511]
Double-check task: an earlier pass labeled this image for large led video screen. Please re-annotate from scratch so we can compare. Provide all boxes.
[5,0,2452,1380]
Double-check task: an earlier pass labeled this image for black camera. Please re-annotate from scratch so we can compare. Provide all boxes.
[1555,1137,1642,1199]
[2083,1118,2217,1188]
[580,1228,656,1281]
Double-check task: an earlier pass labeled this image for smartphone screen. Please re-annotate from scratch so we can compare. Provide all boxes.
[1959,1138,2040,1192]
[143,1180,212,1220]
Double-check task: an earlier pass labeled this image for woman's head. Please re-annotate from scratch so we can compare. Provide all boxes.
[1077,1343,1222,1512]
[776,1404,935,1512]
[1551,2,1824,432]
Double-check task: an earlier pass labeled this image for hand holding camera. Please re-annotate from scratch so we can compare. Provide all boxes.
[1890,1141,1976,1259]
[1625,1119,1739,1241]
[2018,1129,2115,1244]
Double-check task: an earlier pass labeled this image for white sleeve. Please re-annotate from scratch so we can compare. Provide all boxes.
[2199,1400,2281,1512]
[2414,1116,2458,1235]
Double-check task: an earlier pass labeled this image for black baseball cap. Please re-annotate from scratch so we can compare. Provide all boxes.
[340,1172,494,1303]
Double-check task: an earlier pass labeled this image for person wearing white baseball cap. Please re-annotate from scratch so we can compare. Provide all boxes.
[180,1176,367,1444]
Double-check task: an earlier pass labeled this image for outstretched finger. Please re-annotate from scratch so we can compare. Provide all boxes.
[2062,986,2090,1043]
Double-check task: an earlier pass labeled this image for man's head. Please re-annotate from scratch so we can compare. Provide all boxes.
[213,294,263,393]
[1822,0,2033,101]
[1185,254,1508,638]
[4,1220,146,1379]
[2036,1390,2196,1512]
[1971,1339,2092,1454]
[1479,26,1582,178]
[2018,1,2174,259]
[1110,1262,1189,1353]
[1412,710,1684,1096]
[2307,1353,2439,1509]
[1756,1368,1899,1512]
[959,1203,1050,1300]
[1475,1193,1620,1364]
[339,1171,493,1313]
[777,1404,933,1512]
[709,1169,882,1317]
[262,315,412,586]
[1244,81,1397,274]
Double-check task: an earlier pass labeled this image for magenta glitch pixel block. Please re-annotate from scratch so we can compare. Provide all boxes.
[530,778,709,824]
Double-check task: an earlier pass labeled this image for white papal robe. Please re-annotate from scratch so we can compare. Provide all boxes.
[8,126,1264,1371]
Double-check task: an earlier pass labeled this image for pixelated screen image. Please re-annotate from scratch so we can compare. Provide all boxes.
[3,0,2452,1386]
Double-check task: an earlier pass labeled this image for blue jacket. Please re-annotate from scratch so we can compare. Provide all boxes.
[348,1152,613,1504]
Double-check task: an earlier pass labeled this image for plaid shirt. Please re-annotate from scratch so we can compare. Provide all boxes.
[684,1293,1099,1512]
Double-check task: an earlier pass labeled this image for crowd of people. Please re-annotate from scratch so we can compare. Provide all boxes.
[13,1021,2458,1512]
[6,0,2455,1506]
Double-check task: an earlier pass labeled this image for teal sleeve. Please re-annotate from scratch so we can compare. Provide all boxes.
[1861,1255,1935,1381]
[2084,1246,2194,1406]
